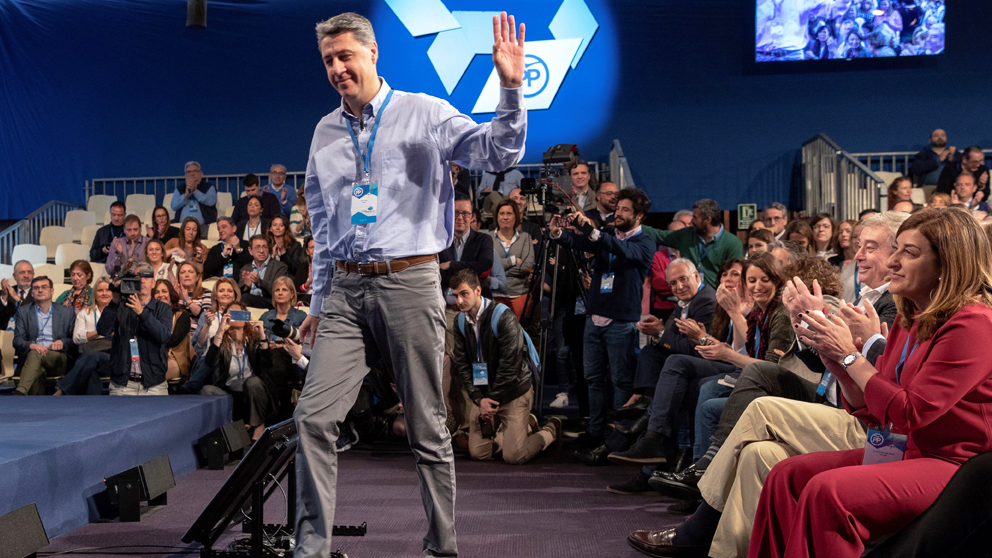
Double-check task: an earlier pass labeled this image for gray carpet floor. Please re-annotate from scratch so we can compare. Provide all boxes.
[40,445,685,557]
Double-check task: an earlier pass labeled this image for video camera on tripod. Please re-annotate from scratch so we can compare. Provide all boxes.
[518,143,578,217]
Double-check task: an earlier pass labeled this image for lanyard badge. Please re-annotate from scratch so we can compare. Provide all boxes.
[346,89,394,227]
[863,426,907,465]
[600,272,615,293]
[129,338,140,362]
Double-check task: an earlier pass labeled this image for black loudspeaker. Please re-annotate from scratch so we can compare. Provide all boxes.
[186,0,206,28]
[0,503,49,558]
[198,420,252,470]
[104,455,176,522]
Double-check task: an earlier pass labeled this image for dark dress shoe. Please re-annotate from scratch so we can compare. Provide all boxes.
[666,499,701,515]
[608,432,667,465]
[670,447,692,474]
[607,472,652,495]
[613,412,650,440]
[573,431,605,449]
[573,444,610,466]
[648,464,704,500]
[614,396,652,421]
[627,529,709,558]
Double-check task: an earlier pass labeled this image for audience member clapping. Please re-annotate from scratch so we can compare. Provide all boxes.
[950,172,989,214]
[165,217,206,267]
[106,215,149,277]
[937,145,988,200]
[240,235,289,309]
[175,261,211,332]
[145,239,176,282]
[171,161,218,227]
[153,279,191,381]
[89,201,126,263]
[55,260,94,311]
[292,188,311,238]
[745,229,774,258]
[146,205,179,244]
[263,164,296,217]
[202,217,251,280]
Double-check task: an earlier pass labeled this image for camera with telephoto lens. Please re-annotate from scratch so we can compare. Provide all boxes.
[271,319,301,343]
[519,144,579,217]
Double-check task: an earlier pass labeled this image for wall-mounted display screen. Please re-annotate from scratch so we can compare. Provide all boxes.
[755,0,944,62]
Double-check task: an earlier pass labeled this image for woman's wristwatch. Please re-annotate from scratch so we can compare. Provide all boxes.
[840,351,863,369]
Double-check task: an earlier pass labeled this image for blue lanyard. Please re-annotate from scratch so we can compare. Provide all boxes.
[697,227,724,264]
[752,312,769,359]
[248,220,260,238]
[895,336,918,385]
[185,245,192,262]
[235,349,247,382]
[853,267,862,303]
[345,89,395,177]
[498,234,514,258]
[36,306,53,334]
[123,240,134,262]
[474,299,488,362]
[725,321,734,344]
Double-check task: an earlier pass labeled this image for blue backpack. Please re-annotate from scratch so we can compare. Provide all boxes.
[456,303,542,382]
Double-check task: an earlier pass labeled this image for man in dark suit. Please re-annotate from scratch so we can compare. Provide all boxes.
[203,217,252,279]
[239,235,290,309]
[12,276,76,394]
[90,201,127,263]
[231,174,281,224]
[438,196,494,440]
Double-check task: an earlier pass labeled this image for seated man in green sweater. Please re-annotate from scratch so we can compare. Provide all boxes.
[641,199,744,288]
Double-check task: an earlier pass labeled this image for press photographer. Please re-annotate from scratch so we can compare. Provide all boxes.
[106,263,173,395]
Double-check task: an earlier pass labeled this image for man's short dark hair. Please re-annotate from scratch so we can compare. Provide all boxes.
[449,268,480,291]
[217,216,236,228]
[858,208,880,220]
[454,194,472,204]
[963,146,984,159]
[693,198,721,224]
[765,202,787,214]
[32,276,53,290]
[249,234,270,248]
[243,173,260,187]
[618,188,651,216]
[124,214,141,226]
[110,201,126,212]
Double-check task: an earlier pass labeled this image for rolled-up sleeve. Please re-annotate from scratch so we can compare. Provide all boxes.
[435,87,526,172]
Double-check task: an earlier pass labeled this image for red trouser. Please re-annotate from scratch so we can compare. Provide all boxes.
[747,448,959,558]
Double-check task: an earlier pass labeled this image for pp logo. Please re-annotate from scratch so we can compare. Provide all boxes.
[869,432,885,447]
[523,55,550,98]
[353,185,367,198]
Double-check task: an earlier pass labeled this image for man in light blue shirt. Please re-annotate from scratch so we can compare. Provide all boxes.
[478,167,524,198]
[170,161,218,227]
[262,164,297,217]
[293,11,527,558]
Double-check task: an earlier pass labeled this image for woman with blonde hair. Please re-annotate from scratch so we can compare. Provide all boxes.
[260,276,306,341]
[748,208,992,558]
[192,276,241,356]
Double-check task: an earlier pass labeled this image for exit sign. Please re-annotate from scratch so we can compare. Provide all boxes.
[738,204,757,229]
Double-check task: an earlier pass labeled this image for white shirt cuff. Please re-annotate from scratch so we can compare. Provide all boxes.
[293,355,309,369]
[862,333,884,358]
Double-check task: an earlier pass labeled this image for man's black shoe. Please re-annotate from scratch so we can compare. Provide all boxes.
[627,528,709,558]
[573,444,610,466]
[614,396,652,421]
[607,472,653,495]
[613,413,649,440]
[670,447,692,474]
[608,432,667,465]
[648,464,704,500]
[573,431,605,449]
[666,499,701,515]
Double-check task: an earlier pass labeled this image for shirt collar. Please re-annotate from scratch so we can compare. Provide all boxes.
[341,78,391,122]
[254,257,270,270]
[861,281,890,304]
[698,225,724,244]
[616,225,642,241]
[467,298,489,326]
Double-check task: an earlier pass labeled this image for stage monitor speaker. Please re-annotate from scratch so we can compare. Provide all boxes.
[0,503,49,558]
[187,0,206,28]
[198,419,251,470]
[105,455,176,522]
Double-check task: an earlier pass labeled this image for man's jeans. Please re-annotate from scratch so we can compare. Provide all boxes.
[582,317,637,436]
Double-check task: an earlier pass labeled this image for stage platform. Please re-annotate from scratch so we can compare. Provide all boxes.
[0,395,232,539]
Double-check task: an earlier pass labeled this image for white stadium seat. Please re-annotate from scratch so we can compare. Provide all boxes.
[87,195,118,225]
[53,282,73,300]
[64,210,96,242]
[125,194,157,222]
[35,264,65,284]
[207,223,219,240]
[216,192,233,217]
[40,226,74,259]
[12,244,49,265]
[163,193,175,219]
[55,243,91,267]
[89,262,106,281]
[1,331,14,380]
[80,224,101,249]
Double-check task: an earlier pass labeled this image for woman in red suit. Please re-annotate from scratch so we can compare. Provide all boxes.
[748,207,992,558]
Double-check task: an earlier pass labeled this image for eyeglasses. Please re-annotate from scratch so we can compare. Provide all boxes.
[454,211,472,219]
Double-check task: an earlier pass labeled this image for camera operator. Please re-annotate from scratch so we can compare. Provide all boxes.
[260,277,307,341]
[107,263,172,396]
[450,269,561,464]
[549,189,655,447]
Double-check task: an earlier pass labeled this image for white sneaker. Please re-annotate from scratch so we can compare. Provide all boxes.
[549,392,569,409]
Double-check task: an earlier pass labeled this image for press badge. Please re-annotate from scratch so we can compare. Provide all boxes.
[129,338,140,362]
[351,182,378,225]
[862,427,907,465]
[6,316,14,331]
[600,273,615,293]
[472,362,489,386]
[223,263,234,278]
[188,201,199,214]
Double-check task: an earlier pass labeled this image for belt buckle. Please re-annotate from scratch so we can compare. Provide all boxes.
[358,262,375,276]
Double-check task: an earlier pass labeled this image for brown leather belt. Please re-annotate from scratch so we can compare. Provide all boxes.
[335,254,437,276]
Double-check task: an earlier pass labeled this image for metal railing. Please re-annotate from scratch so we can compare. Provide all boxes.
[802,134,884,221]
[0,201,82,265]
[610,140,635,189]
[87,162,607,207]
[850,149,992,177]
[87,172,307,208]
